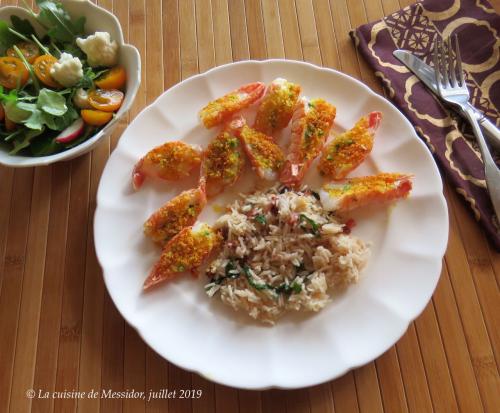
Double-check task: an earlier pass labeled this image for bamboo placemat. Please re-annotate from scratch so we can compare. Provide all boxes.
[0,0,499,412]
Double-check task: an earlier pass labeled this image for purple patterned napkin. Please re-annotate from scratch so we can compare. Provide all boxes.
[351,0,500,250]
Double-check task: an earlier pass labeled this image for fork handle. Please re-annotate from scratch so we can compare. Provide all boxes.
[463,107,500,220]
[465,103,500,150]
[478,115,500,151]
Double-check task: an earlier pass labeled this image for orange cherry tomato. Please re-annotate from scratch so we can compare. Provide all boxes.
[95,66,127,90]
[0,104,4,123]
[88,89,124,112]
[81,109,113,126]
[6,42,40,64]
[33,55,61,88]
[0,57,29,89]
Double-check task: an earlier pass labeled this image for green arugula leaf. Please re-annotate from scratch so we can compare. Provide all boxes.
[0,87,19,104]
[57,102,78,127]
[42,113,64,130]
[4,101,33,123]
[72,16,85,35]
[76,67,109,89]
[42,104,77,131]
[37,88,67,116]
[24,108,44,130]
[0,20,18,54]
[30,131,61,156]
[10,15,37,38]
[36,1,86,43]
[3,128,24,142]
[4,89,75,132]
[9,127,44,155]
[60,42,83,59]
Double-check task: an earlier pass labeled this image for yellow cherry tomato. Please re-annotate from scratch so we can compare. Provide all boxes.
[6,42,40,64]
[33,55,61,88]
[95,66,127,90]
[0,57,29,89]
[81,109,113,126]
[88,89,124,112]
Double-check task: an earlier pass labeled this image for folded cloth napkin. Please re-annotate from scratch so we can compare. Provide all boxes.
[351,0,500,250]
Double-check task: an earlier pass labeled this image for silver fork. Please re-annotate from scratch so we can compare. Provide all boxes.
[433,36,500,220]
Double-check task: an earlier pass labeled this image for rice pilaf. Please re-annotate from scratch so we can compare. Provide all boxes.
[205,186,370,324]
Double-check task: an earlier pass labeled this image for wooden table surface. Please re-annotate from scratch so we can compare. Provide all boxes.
[1,0,499,412]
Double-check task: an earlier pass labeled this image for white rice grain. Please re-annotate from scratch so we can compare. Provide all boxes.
[205,186,370,325]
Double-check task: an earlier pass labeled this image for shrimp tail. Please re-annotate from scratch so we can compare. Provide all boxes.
[132,159,145,190]
[143,259,175,290]
[279,160,306,187]
[368,111,382,133]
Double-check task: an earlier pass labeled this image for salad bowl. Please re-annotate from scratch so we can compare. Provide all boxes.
[0,0,141,167]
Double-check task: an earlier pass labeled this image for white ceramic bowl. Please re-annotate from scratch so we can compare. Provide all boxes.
[0,0,141,167]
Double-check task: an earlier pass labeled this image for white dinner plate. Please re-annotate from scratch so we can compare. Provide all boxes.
[94,59,448,389]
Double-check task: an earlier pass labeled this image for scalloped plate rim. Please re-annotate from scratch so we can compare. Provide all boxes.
[94,59,449,389]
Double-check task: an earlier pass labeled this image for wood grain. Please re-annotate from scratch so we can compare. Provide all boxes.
[0,0,499,412]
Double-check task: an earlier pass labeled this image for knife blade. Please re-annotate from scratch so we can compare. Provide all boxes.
[393,50,500,150]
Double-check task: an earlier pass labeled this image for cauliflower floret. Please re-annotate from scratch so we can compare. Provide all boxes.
[77,32,119,67]
[73,88,92,109]
[50,53,83,87]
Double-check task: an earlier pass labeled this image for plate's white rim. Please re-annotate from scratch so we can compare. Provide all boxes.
[94,59,449,389]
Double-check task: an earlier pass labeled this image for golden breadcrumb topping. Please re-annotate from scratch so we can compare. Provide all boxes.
[240,125,284,171]
[318,115,373,179]
[254,79,301,135]
[204,131,245,183]
[144,188,204,245]
[299,99,336,161]
[158,225,223,274]
[199,83,265,128]
[200,93,242,128]
[145,141,201,180]
[325,173,408,198]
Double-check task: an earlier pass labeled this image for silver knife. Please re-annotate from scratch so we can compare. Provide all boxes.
[393,50,500,150]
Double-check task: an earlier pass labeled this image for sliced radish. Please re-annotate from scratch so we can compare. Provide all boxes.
[55,118,85,143]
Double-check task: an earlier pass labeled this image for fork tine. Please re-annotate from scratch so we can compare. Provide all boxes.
[454,34,465,87]
[439,38,450,87]
[447,37,457,87]
[433,39,442,90]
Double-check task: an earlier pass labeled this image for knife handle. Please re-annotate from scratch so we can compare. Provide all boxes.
[467,103,500,151]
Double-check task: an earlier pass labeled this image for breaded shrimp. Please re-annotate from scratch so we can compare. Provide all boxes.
[318,112,382,180]
[143,181,207,246]
[133,141,202,190]
[319,173,413,212]
[201,118,246,197]
[230,116,285,180]
[144,223,222,290]
[253,78,301,136]
[199,82,265,128]
[280,97,336,187]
